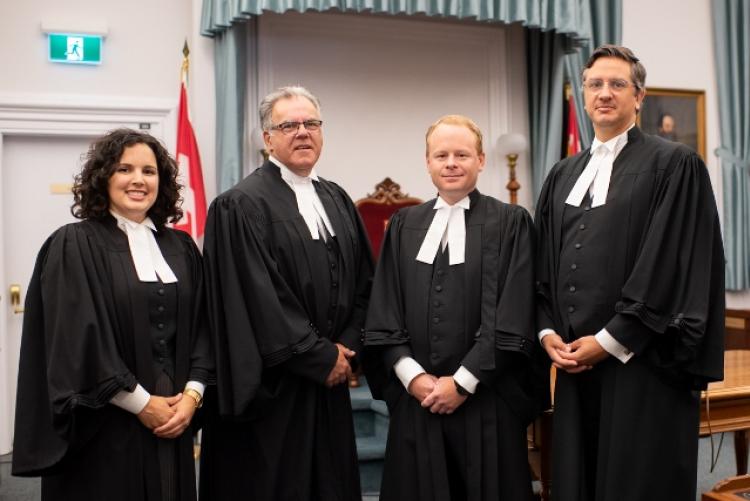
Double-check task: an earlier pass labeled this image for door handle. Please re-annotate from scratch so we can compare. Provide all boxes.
[9,284,24,314]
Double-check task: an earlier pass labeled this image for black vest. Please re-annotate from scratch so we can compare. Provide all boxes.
[306,230,345,339]
[423,247,476,375]
[557,194,615,340]
[145,281,177,380]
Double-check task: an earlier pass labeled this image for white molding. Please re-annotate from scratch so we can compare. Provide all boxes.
[40,20,109,37]
[0,93,176,140]
[260,10,508,46]
[0,132,8,454]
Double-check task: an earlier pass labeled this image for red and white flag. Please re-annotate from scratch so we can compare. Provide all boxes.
[173,81,207,242]
[566,86,581,157]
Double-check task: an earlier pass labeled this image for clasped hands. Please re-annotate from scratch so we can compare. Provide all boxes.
[137,392,197,439]
[542,332,609,373]
[325,343,356,388]
[408,373,467,414]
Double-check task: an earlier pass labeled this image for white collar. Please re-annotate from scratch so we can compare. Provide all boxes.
[270,156,320,183]
[111,211,157,232]
[269,156,335,240]
[590,124,632,156]
[434,194,471,211]
[415,194,470,266]
[565,124,633,208]
[110,210,178,283]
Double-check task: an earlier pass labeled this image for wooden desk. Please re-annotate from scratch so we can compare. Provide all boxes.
[530,350,750,501]
[701,350,750,475]
[726,310,750,350]
[702,474,750,500]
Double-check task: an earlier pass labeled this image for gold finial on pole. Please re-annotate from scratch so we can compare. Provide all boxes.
[181,40,190,84]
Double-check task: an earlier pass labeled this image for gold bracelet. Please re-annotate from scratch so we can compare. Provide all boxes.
[183,388,203,409]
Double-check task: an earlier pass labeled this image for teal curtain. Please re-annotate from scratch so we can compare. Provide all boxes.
[563,0,622,149]
[214,20,249,193]
[527,29,565,197]
[713,0,750,290]
[202,0,592,194]
[202,0,590,39]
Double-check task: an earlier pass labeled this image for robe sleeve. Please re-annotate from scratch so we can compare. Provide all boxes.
[533,164,561,335]
[605,149,724,385]
[462,204,537,382]
[362,211,413,400]
[13,225,138,475]
[203,193,338,418]
[329,186,374,357]
[42,226,138,411]
[176,231,215,385]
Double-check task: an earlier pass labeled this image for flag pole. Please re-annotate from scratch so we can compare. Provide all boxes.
[173,40,207,243]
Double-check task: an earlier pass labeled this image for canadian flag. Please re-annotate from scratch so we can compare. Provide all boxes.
[173,82,207,241]
[566,88,581,157]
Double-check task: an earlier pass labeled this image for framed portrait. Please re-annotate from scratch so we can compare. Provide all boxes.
[638,87,706,159]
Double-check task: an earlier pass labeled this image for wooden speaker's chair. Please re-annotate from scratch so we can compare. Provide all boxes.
[355,177,422,260]
[350,178,421,388]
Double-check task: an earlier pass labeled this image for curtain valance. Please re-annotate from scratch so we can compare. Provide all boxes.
[201,0,590,44]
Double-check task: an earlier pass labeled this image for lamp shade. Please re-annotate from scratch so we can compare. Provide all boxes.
[496,133,527,156]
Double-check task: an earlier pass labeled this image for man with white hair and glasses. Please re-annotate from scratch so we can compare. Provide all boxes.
[200,86,374,500]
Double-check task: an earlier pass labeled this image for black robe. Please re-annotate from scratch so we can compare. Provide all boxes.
[535,127,725,501]
[12,217,213,501]
[199,161,373,501]
[364,191,547,501]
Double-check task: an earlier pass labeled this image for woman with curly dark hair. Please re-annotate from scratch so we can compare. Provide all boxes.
[12,128,213,501]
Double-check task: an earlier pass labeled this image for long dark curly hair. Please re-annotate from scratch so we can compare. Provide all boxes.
[71,128,183,227]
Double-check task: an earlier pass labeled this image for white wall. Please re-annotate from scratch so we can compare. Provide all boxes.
[0,1,190,98]
[0,0,217,217]
[189,0,217,202]
[253,12,531,208]
[623,0,750,308]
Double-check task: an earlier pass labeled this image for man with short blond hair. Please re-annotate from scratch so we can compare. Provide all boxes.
[365,115,545,501]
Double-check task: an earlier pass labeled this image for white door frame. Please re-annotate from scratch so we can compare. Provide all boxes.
[0,92,176,454]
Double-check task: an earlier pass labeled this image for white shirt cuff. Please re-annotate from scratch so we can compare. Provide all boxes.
[595,328,634,363]
[110,384,151,414]
[185,381,205,397]
[538,328,556,343]
[453,366,479,394]
[393,356,426,392]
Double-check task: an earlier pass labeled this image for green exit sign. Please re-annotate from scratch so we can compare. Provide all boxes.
[48,33,102,65]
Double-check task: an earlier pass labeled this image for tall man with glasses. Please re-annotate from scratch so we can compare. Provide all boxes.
[200,86,373,500]
[535,45,725,501]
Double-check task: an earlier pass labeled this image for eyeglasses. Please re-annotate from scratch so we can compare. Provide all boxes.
[269,119,323,135]
[582,79,636,92]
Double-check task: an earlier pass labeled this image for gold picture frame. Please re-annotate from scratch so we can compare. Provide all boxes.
[638,87,706,159]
